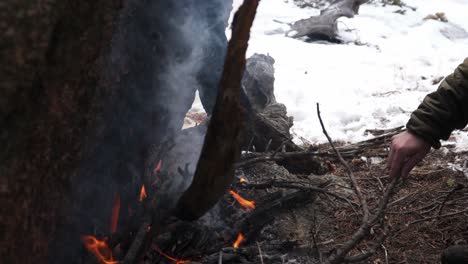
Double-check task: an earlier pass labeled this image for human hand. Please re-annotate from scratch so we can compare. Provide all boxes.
[387,131,431,178]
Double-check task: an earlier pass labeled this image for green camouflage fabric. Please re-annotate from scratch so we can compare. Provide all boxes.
[406,58,468,149]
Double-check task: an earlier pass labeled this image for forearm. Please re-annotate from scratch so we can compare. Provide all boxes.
[406,58,468,148]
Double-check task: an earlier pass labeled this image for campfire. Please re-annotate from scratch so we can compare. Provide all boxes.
[73,1,467,264]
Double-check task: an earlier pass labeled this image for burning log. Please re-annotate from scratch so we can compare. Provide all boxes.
[151,244,191,264]
[81,236,118,264]
[175,0,260,221]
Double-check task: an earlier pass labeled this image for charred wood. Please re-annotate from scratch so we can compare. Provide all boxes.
[175,0,259,221]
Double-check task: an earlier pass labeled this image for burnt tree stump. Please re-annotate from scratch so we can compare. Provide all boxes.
[242,54,300,152]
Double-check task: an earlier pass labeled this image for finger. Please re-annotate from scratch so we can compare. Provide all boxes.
[387,146,394,168]
[389,149,406,178]
[400,152,425,178]
[387,137,398,168]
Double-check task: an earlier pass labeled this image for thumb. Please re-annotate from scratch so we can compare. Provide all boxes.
[389,149,405,178]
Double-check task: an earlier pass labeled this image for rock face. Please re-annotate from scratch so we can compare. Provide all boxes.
[242,54,299,152]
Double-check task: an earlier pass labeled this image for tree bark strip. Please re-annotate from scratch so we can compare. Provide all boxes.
[0,1,123,263]
[175,0,260,221]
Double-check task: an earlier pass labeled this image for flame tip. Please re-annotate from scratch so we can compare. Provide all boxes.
[230,190,256,210]
[233,233,245,248]
[139,184,148,202]
[81,235,118,264]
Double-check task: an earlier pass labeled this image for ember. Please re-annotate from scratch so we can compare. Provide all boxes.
[81,235,118,264]
[233,233,245,248]
[151,244,190,264]
[239,177,247,183]
[230,190,256,210]
[139,184,147,202]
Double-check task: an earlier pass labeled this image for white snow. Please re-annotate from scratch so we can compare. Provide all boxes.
[191,0,468,150]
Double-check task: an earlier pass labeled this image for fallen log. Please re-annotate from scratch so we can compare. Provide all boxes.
[286,0,368,40]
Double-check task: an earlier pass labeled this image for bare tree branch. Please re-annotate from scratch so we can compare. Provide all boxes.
[317,103,401,264]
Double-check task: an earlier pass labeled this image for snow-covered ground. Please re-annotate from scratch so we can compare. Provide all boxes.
[192,0,468,150]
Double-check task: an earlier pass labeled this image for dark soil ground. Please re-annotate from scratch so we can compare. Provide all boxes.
[146,128,467,264]
[327,143,468,263]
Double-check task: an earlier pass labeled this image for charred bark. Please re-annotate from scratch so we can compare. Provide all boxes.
[241,54,300,152]
[175,0,260,221]
[0,1,122,263]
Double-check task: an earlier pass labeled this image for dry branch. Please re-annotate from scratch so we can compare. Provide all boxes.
[121,1,260,262]
[237,180,358,206]
[408,208,468,226]
[175,0,260,221]
[317,103,370,223]
[316,103,401,264]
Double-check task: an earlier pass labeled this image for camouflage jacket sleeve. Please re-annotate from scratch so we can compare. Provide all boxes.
[406,58,468,149]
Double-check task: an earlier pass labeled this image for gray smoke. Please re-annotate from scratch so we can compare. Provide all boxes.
[50,1,234,263]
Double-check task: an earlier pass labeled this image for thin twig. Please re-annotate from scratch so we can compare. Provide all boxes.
[438,184,464,217]
[317,103,400,264]
[257,242,264,264]
[247,136,255,152]
[382,244,389,264]
[316,103,370,221]
[264,139,273,152]
[240,180,359,207]
[271,137,293,157]
[236,151,325,168]
[343,224,389,263]
[408,208,468,225]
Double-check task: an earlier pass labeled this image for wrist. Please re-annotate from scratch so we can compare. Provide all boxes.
[406,128,439,149]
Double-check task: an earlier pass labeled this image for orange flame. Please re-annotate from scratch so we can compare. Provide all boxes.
[153,160,163,175]
[239,177,247,183]
[151,244,190,264]
[110,193,120,233]
[152,160,163,186]
[230,190,256,210]
[139,184,147,202]
[81,236,118,264]
[233,233,245,248]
